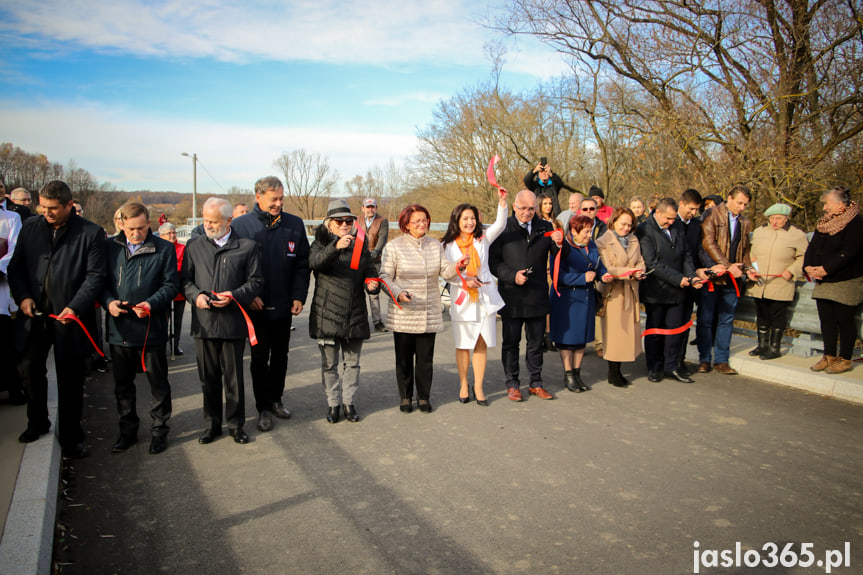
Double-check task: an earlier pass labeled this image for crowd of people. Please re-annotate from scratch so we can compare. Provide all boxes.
[0,170,860,458]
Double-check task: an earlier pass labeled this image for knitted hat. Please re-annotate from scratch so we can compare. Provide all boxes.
[589,185,604,199]
[764,203,791,217]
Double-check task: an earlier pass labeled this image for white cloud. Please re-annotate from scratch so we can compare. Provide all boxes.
[0,101,418,191]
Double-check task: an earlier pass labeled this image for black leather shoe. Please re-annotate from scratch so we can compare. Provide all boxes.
[173,346,184,356]
[326,406,341,423]
[62,443,90,459]
[676,361,692,378]
[272,402,292,419]
[342,404,360,422]
[418,400,432,413]
[198,427,222,444]
[18,426,50,443]
[149,436,168,454]
[257,410,273,432]
[229,428,249,444]
[399,399,413,413]
[111,435,138,452]
[665,370,694,383]
[647,371,664,382]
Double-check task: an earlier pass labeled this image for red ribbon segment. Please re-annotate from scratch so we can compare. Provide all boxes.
[486,155,503,191]
[610,269,640,279]
[350,226,366,270]
[642,319,694,338]
[214,292,258,346]
[49,313,105,358]
[365,278,402,310]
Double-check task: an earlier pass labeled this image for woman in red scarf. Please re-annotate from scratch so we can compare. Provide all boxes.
[441,188,508,406]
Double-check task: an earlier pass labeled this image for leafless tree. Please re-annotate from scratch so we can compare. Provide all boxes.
[273,149,339,220]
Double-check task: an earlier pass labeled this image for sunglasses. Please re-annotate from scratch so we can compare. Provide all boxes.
[333,218,354,225]
[582,207,596,212]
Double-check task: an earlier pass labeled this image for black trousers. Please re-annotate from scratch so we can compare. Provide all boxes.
[110,343,172,439]
[501,315,545,388]
[393,331,436,401]
[754,298,789,330]
[816,299,857,359]
[675,288,697,366]
[0,315,23,396]
[249,315,293,412]
[644,302,686,373]
[194,338,246,430]
[170,300,186,346]
[18,317,85,448]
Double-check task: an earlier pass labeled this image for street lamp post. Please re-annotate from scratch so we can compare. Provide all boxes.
[181,152,198,226]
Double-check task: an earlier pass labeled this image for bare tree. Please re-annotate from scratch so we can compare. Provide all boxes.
[273,149,339,220]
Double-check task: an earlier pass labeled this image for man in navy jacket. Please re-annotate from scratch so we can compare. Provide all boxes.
[102,202,179,454]
[230,176,310,432]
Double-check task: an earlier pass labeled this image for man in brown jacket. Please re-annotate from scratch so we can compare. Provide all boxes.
[362,198,389,331]
[696,185,759,374]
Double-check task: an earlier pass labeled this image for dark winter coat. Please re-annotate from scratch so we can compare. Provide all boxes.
[230,205,310,320]
[8,212,106,359]
[803,213,863,284]
[102,231,179,347]
[636,214,696,305]
[308,225,379,341]
[181,233,263,340]
[489,215,554,318]
[549,240,607,346]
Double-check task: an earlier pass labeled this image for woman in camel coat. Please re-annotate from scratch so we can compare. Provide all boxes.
[595,207,647,387]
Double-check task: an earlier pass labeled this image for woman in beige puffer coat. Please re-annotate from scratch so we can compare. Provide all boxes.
[380,204,464,414]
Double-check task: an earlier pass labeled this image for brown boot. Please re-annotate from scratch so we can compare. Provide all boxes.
[826,358,852,374]
[810,355,836,372]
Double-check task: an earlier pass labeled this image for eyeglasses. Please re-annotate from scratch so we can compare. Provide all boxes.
[409,218,429,226]
[581,207,596,212]
[513,206,535,212]
[333,218,354,225]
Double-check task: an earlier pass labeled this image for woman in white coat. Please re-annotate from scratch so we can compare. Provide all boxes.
[441,188,508,406]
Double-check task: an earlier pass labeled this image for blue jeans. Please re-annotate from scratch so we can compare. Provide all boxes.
[696,284,739,364]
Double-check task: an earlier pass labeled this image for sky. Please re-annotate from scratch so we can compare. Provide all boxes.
[0,0,567,195]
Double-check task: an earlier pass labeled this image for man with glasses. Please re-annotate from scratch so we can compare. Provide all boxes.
[231,176,310,432]
[490,190,563,401]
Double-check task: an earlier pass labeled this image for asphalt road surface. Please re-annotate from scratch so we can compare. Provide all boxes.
[53,304,863,575]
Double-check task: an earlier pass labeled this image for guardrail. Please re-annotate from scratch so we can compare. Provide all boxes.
[733,281,862,358]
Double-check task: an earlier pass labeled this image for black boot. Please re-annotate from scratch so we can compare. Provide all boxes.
[749,324,769,356]
[543,332,557,352]
[572,367,589,392]
[608,361,628,388]
[564,370,578,392]
[326,406,341,423]
[760,328,784,360]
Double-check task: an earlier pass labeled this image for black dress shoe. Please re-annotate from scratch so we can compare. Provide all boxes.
[149,436,168,454]
[326,406,341,423]
[229,428,249,444]
[342,404,360,422]
[399,399,413,413]
[458,395,470,404]
[198,428,222,444]
[173,346,184,356]
[18,426,50,443]
[676,362,692,378]
[418,400,432,413]
[62,443,90,459]
[665,370,694,384]
[112,435,138,452]
[647,371,664,382]
[476,398,489,406]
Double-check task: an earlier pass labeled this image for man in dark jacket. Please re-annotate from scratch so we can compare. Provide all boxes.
[490,189,562,401]
[697,185,758,375]
[0,177,32,221]
[102,202,179,455]
[230,176,310,432]
[671,188,703,376]
[637,197,704,383]
[182,197,263,445]
[523,160,577,216]
[8,180,106,458]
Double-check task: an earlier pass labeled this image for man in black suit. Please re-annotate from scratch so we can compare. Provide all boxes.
[672,188,703,376]
[637,197,705,383]
[490,190,563,401]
